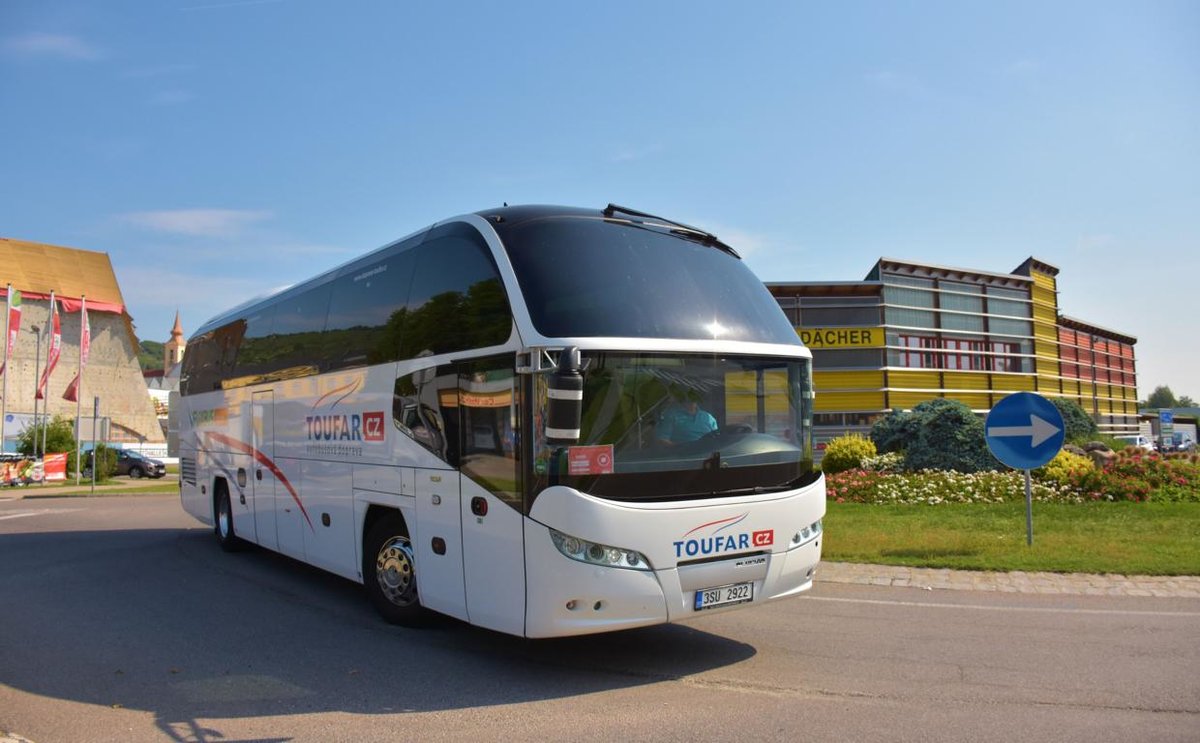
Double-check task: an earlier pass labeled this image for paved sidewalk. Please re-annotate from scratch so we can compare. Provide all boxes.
[817,560,1200,598]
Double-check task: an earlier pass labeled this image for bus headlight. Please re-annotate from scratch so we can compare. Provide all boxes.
[791,519,822,547]
[550,529,652,571]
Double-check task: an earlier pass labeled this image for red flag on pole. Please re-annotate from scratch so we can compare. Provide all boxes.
[0,290,22,377]
[62,301,89,403]
[37,296,61,400]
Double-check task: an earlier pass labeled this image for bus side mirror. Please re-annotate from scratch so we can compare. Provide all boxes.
[546,347,582,444]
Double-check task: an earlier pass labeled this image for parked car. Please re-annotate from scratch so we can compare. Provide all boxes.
[1165,433,1195,453]
[82,449,167,478]
[1114,434,1156,452]
[115,449,167,478]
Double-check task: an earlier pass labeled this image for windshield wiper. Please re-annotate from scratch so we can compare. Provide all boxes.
[602,203,740,258]
[708,485,791,497]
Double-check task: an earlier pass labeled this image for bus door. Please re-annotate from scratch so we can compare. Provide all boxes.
[251,391,278,551]
[458,363,526,636]
[414,468,468,621]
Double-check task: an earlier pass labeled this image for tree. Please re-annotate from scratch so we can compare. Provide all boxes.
[1144,386,1178,409]
[16,415,76,456]
[137,340,165,371]
[1178,395,1197,408]
[1049,397,1098,444]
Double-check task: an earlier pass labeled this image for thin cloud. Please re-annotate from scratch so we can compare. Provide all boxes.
[120,209,273,237]
[611,144,664,163]
[1003,58,1041,77]
[124,63,197,79]
[2,32,103,61]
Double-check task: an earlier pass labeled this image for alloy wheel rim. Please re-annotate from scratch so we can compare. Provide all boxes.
[376,536,416,606]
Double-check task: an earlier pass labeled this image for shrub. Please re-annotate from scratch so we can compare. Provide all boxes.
[903,398,998,473]
[821,434,877,474]
[68,444,117,481]
[1063,449,1200,502]
[1049,397,1098,444]
[870,410,917,455]
[1034,449,1094,486]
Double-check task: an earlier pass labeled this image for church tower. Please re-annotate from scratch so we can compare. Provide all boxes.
[164,311,186,373]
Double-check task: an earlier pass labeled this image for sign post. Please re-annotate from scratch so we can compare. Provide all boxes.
[1159,409,1174,451]
[985,392,1065,546]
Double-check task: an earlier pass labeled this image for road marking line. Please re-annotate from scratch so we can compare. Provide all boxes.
[0,508,84,521]
[807,595,1200,618]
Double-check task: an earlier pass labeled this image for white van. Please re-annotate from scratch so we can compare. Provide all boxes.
[1114,434,1156,452]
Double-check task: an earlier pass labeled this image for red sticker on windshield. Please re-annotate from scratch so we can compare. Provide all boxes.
[567,445,615,475]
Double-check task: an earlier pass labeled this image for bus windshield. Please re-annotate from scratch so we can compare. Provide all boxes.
[531,352,815,502]
[497,215,801,342]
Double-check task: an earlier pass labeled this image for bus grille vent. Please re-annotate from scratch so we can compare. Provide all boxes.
[180,457,197,485]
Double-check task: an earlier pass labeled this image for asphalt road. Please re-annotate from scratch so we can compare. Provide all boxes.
[2,494,1197,743]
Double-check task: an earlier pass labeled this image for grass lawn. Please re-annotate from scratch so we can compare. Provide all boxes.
[26,478,180,497]
[823,501,1200,575]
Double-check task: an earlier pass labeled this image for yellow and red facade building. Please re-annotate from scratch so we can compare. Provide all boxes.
[767,257,1138,451]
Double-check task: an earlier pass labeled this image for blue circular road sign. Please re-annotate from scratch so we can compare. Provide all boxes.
[985,392,1065,470]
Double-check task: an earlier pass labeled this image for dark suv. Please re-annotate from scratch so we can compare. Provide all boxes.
[114,450,167,479]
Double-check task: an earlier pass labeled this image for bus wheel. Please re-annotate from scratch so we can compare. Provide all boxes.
[214,482,244,552]
[364,515,429,626]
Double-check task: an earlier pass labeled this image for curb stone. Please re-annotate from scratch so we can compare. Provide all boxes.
[816,561,1200,597]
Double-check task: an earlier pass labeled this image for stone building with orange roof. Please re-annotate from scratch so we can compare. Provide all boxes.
[0,237,164,448]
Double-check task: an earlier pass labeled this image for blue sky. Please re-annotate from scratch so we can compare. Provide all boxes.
[1,1,1196,399]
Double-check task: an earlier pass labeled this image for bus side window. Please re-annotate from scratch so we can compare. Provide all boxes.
[325,238,420,372]
[400,224,512,360]
[393,364,459,466]
[458,357,520,509]
[272,282,333,374]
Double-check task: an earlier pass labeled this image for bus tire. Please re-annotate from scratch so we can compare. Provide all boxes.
[214,481,244,552]
[363,514,430,626]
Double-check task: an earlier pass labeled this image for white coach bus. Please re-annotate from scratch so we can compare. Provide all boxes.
[179,204,825,638]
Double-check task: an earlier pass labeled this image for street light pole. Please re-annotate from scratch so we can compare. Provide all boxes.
[30,324,41,459]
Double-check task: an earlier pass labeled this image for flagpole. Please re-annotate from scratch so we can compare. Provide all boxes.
[41,290,56,462]
[1,284,11,453]
[32,323,42,459]
[74,295,85,485]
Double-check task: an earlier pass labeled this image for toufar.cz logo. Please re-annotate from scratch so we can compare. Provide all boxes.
[306,411,386,442]
[673,513,773,559]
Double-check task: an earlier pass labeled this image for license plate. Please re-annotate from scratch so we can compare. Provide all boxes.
[693,581,754,611]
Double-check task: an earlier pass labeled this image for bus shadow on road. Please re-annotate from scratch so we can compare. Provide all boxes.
[1,527,757,741]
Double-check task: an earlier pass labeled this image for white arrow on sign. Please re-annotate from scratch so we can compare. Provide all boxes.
[987,414,1061,448]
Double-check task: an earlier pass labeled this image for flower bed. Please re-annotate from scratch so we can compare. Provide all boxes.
[826,469,1078,505]
[826,451,1200,505]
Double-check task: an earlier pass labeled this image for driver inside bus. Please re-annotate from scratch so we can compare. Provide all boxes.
[656,391,718,446]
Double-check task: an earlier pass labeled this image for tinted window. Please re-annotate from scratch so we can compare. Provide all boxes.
[271,283,334,375]
[798,306,881,326]
[180,332,217,395]
[182,320,246,394]
[231,305,277,382]
[393,363,460,465]
[458,358,520,508]
[325,239,419,370]
[496,217,799,343]
[400,223,511,358]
